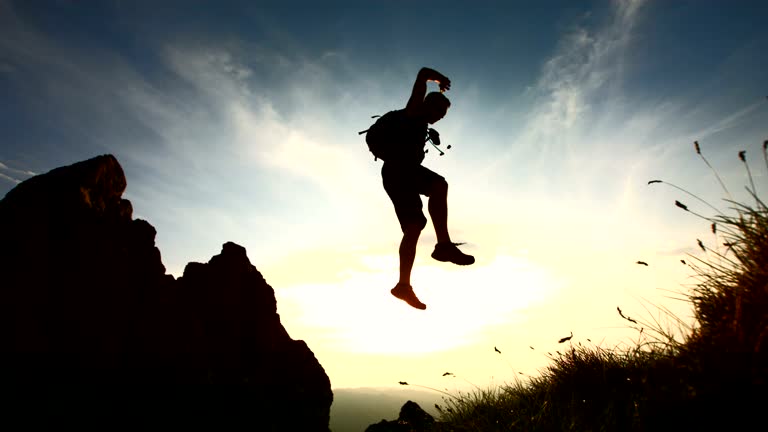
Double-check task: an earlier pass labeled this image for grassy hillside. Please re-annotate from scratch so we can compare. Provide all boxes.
[424,143,768,431]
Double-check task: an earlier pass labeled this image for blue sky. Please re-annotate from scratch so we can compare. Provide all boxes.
[2,0,767,391]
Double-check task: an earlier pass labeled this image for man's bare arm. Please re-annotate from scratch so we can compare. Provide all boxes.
[405,67,451,115]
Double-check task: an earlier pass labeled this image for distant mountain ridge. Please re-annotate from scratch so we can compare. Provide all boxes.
[0,155,332,430]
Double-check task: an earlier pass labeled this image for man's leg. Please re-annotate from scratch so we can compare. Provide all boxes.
[382,162,429,309]
[426,177,475,266]
[427,177,451,244]
[398,224,422,285]
[391,223,426,310]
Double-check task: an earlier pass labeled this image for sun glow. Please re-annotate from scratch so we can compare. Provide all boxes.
[275,254,563,355]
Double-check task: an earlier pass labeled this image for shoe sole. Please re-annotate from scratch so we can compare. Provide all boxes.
[431,254,475,266]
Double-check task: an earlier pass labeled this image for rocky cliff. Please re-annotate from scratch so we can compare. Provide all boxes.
[0,155,332,430]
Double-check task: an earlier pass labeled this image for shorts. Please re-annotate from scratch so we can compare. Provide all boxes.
[381,162,446,232]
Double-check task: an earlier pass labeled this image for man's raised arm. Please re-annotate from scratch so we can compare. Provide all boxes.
[405,67,451,115]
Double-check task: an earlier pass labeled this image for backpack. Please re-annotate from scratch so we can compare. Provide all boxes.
[358,110,448,161]
[358,110,405,161]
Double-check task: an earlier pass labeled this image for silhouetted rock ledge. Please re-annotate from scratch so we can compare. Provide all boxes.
[0,155,332,430]
[365,401,438,431]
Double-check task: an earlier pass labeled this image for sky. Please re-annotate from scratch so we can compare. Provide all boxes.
[1,0,767,392]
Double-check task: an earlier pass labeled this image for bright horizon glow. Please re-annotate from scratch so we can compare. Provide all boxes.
[274,254,561,355]
[1,0,766,392]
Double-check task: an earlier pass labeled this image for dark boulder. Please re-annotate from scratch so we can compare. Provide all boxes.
[0,155,332,430]
[365,401,437,432]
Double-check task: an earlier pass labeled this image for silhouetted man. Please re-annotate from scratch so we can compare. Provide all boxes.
[383,67,474,310]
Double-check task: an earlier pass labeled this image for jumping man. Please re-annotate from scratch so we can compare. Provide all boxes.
[381,67,475,310]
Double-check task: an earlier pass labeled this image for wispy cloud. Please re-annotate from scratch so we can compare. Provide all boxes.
[472,0,652,201]
[489,0,762,187]
[0,172,21,184]
[692,99,766,143]
[520,0,646,155]
[0,0,398,271]
[0,160,36,186]
[0,0,171,166]
[131,43,375,197]
[0,161,36,176]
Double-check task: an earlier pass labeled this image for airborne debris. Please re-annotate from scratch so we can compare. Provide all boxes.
[617,306,638,324]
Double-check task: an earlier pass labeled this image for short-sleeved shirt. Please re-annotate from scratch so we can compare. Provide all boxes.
[379,110,441,232]
[381,109,443,233]
[385,109,428,165]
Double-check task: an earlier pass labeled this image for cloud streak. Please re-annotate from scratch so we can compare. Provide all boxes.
[0,172,21,185]
[519,0,646,157]
[140,43,377,198]
[0,161,36,186]
[0,161,36,176]
[692,99,766,143]
[0,0,404,272]
[468,0,654,207]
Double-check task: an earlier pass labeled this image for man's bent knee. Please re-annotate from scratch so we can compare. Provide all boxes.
[402,220,426,236]
[429,178,448,196]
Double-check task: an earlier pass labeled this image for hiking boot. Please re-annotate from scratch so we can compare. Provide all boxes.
[431,242,475,266]
[391,283,426,310]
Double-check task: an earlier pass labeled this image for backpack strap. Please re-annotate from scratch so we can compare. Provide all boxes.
[357,115,382,135]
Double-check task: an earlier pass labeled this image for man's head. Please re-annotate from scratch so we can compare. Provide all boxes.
[423,91,451,124]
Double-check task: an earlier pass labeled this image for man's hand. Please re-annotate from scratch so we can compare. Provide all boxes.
[419,67,451,92]
[417,67,451,92]
[407,67,451,114]
[435,74,451,92]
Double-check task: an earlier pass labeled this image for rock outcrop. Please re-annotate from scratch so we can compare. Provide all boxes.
[0,155,332,430]
[365,401,438,431]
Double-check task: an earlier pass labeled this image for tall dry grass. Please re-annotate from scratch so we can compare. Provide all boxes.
[399,140,768,431]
